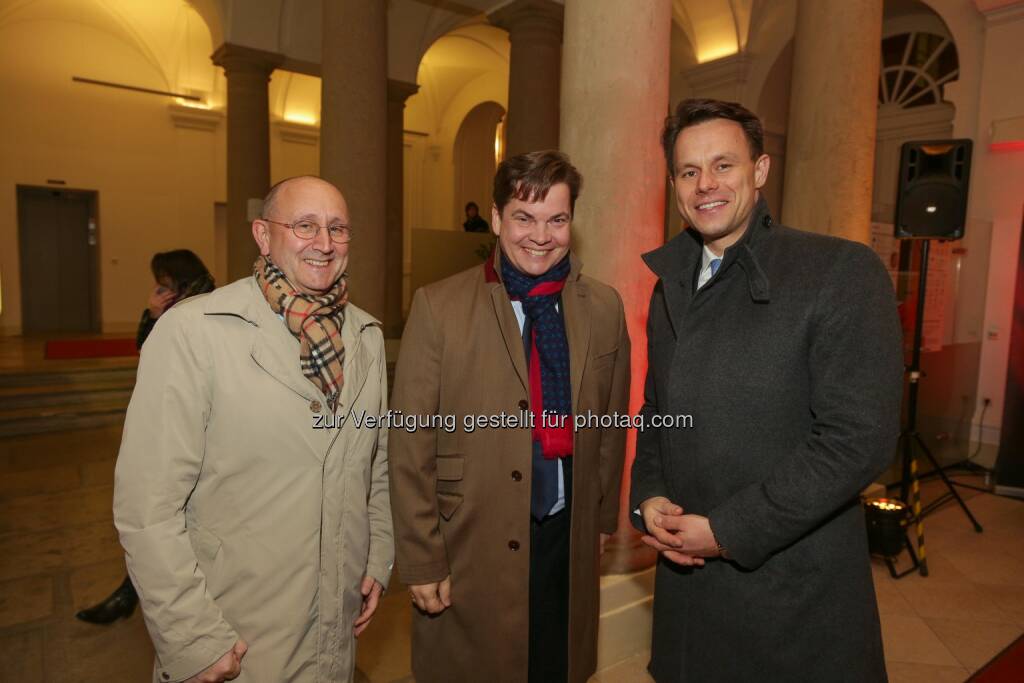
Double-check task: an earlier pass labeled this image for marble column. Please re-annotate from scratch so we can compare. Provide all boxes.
[212,44,283,282]
[386,79,419,338]
[321,0,388,319]
[490,0,563,156]
[781,0,883,245]
[560,0,671,574]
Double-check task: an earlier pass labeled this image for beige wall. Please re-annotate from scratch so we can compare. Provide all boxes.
[0,4,323,336]
[0,13,224,335]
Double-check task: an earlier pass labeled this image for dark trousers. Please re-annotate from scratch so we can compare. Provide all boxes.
[528,505,571,683]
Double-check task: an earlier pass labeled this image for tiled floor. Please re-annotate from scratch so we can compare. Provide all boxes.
[1,421,1022,682]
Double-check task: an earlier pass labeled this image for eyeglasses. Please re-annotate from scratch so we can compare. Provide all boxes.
[262,218,352,244]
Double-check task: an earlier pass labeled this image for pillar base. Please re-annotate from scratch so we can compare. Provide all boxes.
[600,528,657,575]
[596,566,655,671]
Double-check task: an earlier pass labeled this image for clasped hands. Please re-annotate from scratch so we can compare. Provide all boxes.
[639,496,723,567]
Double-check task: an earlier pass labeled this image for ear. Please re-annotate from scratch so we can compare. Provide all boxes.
[490,204,501,236]
[753,154,771,189]
[251,220,271,256]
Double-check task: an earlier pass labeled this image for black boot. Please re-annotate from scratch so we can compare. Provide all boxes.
[75,576,138,624]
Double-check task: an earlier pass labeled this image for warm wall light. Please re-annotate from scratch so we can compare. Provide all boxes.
[283,112,318,126]
[697,41,739,63]
[494,117,505,166]
[175,97,211,109]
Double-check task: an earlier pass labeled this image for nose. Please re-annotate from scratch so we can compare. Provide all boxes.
[311,224,334,252]
[696,169,718,194]
[530,221,551,245]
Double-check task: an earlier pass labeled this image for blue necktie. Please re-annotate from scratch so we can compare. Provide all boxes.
[710,258,722,277]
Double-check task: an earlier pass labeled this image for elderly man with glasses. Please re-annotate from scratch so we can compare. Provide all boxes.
[114,175,393,683]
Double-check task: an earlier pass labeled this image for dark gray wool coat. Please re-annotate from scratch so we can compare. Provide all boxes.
[630,197,904,683]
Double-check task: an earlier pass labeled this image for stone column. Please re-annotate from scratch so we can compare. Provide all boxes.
[490,0,564,156]
[212,44,282,282]
[781,0,883,244]
[386,79,419,338]
[321,1,388,319]
[560,0,672,574]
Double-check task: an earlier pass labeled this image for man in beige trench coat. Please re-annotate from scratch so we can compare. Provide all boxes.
[390,151,630,683]
[114,176,393,683]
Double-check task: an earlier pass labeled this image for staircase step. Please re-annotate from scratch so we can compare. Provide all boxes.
[0,366,137,389]
[0,385,134,410]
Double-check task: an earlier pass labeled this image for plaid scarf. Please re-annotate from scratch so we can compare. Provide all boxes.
[253,255,348,410]
[499,250,574,460]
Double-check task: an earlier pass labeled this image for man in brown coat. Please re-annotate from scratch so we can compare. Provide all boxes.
[389,151,630,683]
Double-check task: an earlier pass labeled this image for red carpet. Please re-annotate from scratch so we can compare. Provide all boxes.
[44,338,139,359]
[968,633,1024,682]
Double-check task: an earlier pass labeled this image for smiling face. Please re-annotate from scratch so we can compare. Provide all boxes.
[252,177,350,296]
[671,118,770,254]
[491,182,572,277]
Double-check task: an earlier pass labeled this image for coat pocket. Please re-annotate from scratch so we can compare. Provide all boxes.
[436,454,464,520]
[192,528,226,569]
[588,347,618,371]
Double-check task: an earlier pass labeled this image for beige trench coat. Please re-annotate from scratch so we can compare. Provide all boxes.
[113,277,393,683]
[389,252,630,683]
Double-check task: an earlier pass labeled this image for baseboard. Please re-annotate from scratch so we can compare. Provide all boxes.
[994,484,1024,500]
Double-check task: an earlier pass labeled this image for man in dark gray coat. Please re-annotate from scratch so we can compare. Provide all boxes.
[630,98,903,682]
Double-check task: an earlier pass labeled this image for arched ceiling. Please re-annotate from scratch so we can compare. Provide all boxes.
[673,0,754,63]
[405,21,509,136]
[1,0,218,101]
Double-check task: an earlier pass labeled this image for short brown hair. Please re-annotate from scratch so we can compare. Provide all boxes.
[493,150,583,215]
[661,98,764,173]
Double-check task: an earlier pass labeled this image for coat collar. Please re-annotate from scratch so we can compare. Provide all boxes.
[202,277,380,413]
[483,248,590,411]
[643,196,774,304]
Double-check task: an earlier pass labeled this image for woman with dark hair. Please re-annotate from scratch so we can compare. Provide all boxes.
[76,249,215,625]
[136,249,216,349]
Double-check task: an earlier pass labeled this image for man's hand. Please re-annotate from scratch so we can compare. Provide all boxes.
[148,286,177,319]
[638,496,705,567]
[354,576,384,637]
[185,639,247,683]
[655,513,721,558]
[410,575,452,615]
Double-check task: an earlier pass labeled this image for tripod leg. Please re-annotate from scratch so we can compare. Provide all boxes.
[899,432,911,503]
[910,453,929,577]
[915,433,984,533]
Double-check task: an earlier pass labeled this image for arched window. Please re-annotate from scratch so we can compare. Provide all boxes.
[878,32,959,108]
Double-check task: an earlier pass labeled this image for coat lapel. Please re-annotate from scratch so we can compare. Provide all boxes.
[336,314,375,416]
[485,250,530,393]
[244,282,322,404]
[562,261,590,413]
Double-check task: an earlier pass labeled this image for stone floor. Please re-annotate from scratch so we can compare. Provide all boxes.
[1,422,1022,682]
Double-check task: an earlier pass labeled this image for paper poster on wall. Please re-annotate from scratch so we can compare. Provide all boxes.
[921,240,952,352]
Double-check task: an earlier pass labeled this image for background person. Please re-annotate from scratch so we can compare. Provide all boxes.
[77,249,214,625]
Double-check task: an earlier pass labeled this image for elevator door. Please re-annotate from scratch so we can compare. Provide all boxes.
[17,186,99,333]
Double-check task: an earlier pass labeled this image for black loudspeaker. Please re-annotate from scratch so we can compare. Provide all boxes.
[894,139,973,240]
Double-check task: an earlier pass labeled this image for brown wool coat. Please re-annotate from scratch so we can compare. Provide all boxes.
[114,277,393,683]
[389,251,630,683]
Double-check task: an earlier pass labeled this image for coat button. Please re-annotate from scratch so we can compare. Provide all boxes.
[161,674,169,681]
[508,540,520,551]
[763,214,773,227]
[511,470,522,482]
[518,399,528,410]
[310,400,321,413]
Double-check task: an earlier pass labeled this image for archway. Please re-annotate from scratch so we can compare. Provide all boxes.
[453,101,506,230]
